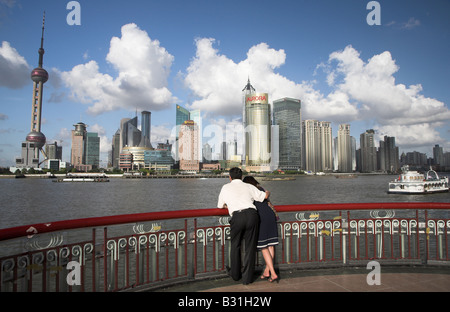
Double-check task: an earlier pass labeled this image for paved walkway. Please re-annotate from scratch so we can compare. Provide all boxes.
[159,266,450,292]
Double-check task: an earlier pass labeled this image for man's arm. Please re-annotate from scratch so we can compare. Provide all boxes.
[217,188,226,208]
[249,184,269,202]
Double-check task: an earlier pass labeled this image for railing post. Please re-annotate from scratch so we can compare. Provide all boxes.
[342,213,348,264]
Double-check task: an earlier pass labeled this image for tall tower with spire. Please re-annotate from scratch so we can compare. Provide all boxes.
[14,13,48,170]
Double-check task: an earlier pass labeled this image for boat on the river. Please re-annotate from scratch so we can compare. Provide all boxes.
[388,166,449,194]
[55,173,109,182]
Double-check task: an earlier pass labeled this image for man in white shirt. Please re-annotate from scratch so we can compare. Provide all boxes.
[217,167,269,284]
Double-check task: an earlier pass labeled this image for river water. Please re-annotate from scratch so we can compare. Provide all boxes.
[0,174,449,230]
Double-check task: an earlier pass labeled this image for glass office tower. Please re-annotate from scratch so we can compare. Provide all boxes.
[273,98,301,170]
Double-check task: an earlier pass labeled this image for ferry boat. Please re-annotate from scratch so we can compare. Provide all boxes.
[388,166,449,194]
[55,173,109,182]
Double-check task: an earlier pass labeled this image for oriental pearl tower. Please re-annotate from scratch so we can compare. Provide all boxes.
[26,12,48,164]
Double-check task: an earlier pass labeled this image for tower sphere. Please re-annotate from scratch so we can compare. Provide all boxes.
[31,67,48,83]
[26,131,46,149]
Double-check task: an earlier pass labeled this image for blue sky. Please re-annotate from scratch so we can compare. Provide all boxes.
[0,0,449,167]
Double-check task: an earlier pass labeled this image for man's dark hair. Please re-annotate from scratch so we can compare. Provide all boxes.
[229,167,243,180]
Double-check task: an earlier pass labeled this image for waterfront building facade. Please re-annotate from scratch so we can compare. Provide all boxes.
[144,149,175,171]
[302,120,333,173]
[379,136,399,173]
[119,152,133,172]
[85,132,100,167]
[360,129,377,172]
[273,98,302,171]
[175,105,202,164]
[244,92,271,172]
[121,146,151,170]
[433,144,444,166]
[140,111,152,149]
[178,120,200,171]
[70,122,100,171]
[337,124,353,173]
[71,122,87,166]
[45,141,62,161]
[111,129,121,168]
[120,117,141,152]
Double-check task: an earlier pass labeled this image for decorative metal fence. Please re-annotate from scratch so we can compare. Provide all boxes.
[0,202,448,292]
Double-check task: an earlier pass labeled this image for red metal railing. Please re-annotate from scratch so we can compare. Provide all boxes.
[0,202,449,292]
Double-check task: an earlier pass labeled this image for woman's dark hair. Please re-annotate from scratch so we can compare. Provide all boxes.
[243,176,259,187]
[229,167,243,180]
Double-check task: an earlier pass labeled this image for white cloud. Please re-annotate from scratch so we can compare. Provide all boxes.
[326,45,449,148]
[402,17,421,30]
[60,23,178,115]
[0,41,30,89]
[183,41,448,151]
[184,38,359,122]
[375,124,443,149]
[327,45,450,125]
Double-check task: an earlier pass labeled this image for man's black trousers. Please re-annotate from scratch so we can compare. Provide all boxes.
[229,208,259,284]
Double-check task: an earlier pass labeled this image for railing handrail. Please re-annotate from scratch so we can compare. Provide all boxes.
[0,202,448,242]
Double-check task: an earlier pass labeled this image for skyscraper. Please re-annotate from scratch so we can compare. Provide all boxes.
[175,105,201,163]
[120,117,141,152]
[302,120,333,173]
[360,129,377,172]
[337,124,352,173]
[71,122,100,170]
[433,144,444,166]
[14,13,48,170]
[243,80,271,172]
[111,129,120,168]
[178,120,199,171]
[140,111,152,148]
[71,122,87,166]
[85,132,100,167]
[273,98,302,170]
[379,136,399,173]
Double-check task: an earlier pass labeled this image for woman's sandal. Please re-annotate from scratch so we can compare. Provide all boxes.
[268,276,280,283]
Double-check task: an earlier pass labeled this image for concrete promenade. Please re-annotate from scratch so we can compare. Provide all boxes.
[158,266,450,292]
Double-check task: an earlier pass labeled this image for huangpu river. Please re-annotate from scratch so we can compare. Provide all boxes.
[1,174,449,230]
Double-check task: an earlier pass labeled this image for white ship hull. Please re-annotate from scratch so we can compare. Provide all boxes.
[388,180,449,194]
[388,166,449,194]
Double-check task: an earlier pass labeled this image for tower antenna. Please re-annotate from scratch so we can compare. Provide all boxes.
[38,11,45,68]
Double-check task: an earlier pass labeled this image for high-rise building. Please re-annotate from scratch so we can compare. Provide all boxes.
[378,136,399,173]
[302,120,333,173]
[243,79,271,172]
[360,129,377,172]
[273,98,301,170]
[175,105,202,163]
[189,109,202,161]
[120,117,141,152]
[337,124,352,173]
[433,144,444,166]
[85,132,100,167]
[13,13,48,170]
[111,129,120,168]
[45,142,62,160]
[70,123,100,170]
[71,122,87,166]
[178,120,199,171]
[140,111,152,148]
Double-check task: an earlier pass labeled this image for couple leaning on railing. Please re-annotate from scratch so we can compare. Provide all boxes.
[217,167,280,285]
